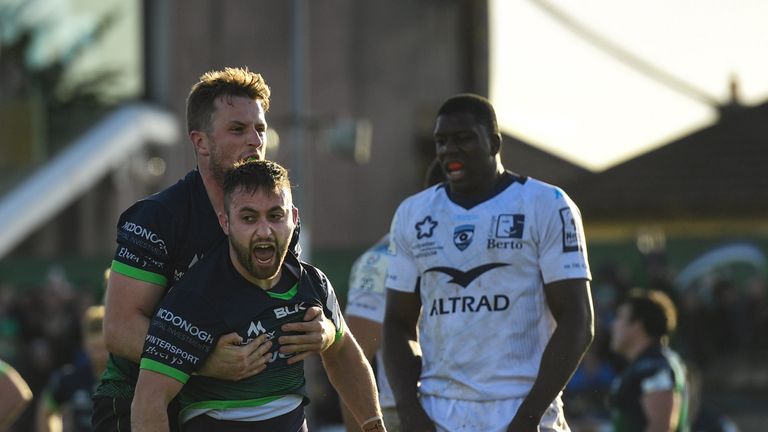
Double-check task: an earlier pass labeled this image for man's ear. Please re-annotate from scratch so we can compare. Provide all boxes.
[190,131,210,157]
[218,211,229,234]
[490,133,502,156]
[291,206,299,225]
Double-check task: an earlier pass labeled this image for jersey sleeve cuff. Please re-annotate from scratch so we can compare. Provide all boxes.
[111,260,168,287]
[140,358,190,384]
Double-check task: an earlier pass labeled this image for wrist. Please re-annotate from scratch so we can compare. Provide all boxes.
[361,415,386,432]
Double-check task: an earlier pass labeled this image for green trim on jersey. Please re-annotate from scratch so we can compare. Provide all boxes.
[334,317,344,343]
[183,395,284,412]
[140,358,190,384]
[111,260,167,287]
[266,283,298,300]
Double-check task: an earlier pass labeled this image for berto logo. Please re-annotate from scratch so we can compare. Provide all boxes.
[453,225,474,251]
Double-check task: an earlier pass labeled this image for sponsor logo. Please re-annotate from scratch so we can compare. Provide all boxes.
[487,238,523,249]
[121,222,168,254]
[424,263,509,288]
[559,207,582,252]
[495,214,525,239]
[248,320,266,336]
[118,247,141,265]
[429,294,510,316]
[145,334,200,365]
[453,225,475,251]
[274,302,307,319]
[415,216,438,240]
[156,309,214,343]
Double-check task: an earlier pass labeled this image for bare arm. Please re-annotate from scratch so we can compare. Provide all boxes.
[341,316,382,431]
[279,306,337,363]
[103,272,164,362]
[508,279,594,431]
[0,364,33,430]
[383,289,434,432]
[105,271,276,381]
[642,390,680,432]
[131,370,184,432]
[321,321,384,430]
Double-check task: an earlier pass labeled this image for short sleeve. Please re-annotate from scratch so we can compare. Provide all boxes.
[111,200,177,287]
[385,206,420,293]
[536,188,592,283]
[140,288,222,384]
[345,238,389,324]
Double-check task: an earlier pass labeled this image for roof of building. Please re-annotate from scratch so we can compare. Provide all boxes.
[568,101,768,220]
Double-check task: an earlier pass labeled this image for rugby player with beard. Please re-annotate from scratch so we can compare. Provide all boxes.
[132,160,385,432]
[94,68,336,431]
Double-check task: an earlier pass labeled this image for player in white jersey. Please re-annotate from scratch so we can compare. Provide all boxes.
[342,235,398,431]
[341,162,445,432]
[383,94,595,432]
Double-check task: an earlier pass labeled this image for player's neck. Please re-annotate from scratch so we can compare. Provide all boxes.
[199,167,226,215]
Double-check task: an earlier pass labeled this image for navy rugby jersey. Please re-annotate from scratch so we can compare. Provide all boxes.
[140,239,344,422]
[99,169,302,394]
[610,344,689,432]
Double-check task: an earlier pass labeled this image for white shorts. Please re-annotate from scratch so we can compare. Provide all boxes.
[421,395,570,432]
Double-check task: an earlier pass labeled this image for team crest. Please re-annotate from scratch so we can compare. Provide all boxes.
[453,225,475,251]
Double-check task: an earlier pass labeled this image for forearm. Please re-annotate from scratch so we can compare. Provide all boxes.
[104,312,150,362]
[323,336,382,427]
[383,320,421,412]
[131,402,170,432]
[514,323,593,426]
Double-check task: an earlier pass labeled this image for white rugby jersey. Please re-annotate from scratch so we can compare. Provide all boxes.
[345,235,395,408]
[386,173,591,400]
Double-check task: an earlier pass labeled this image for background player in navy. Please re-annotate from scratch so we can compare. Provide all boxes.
[132,160,385,431]
[95,67,336,431]
[384,94,594,432]
[609,289,689,432]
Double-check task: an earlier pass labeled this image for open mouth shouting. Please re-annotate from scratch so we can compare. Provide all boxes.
[252,243,276,265]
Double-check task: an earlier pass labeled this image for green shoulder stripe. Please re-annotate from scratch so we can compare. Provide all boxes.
[111,260,167,286]
[266,283,298,300]
[140,358,190,384]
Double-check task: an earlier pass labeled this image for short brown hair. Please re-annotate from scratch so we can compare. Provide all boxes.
[624,289,677,339]
[186,67,271,134]
[223,159,291,209]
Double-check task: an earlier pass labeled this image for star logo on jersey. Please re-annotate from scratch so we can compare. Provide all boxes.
[415,216,438,239]
[453,224,475,251]
[425,263,509,288]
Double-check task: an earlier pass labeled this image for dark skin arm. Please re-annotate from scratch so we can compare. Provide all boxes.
[507,278,594,431]
[383,289,434,432]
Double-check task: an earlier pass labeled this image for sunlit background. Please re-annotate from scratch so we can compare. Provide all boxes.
[1,1,767,431]
[491,0,768,171]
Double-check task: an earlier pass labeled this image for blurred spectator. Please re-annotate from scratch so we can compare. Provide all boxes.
[36,305,107,432]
